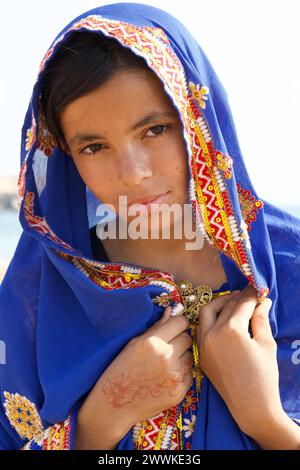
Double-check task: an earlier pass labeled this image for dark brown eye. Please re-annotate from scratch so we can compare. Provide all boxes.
[146,125,169,137]
[81,143,103,155]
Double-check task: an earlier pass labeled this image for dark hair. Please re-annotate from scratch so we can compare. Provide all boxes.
[40,31,149,149]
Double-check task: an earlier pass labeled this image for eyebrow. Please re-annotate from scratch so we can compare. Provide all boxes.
[69,111,176,145]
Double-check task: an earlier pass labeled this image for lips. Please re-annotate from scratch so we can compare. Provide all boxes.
[128,191,169,206]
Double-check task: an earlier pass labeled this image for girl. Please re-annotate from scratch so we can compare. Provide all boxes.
[0,3,299,450]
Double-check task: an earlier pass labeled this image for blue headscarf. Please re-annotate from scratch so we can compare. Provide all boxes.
[1,2,300,450]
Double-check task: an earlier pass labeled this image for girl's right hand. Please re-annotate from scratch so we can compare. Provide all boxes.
[77,305,193,440]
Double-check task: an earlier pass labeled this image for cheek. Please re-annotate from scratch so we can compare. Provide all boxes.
[71,157,117,203]
[155,133,187,169]
[164,140,188,182]
[167,141,189,198]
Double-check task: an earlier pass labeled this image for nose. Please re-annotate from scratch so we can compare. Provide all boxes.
[119,147,153,186]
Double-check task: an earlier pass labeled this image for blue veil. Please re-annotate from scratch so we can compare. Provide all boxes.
[0,2,300,450]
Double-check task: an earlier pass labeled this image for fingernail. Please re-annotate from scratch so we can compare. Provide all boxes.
[170,303,184,317]
[264,298,273,309]
[160,306,171,323]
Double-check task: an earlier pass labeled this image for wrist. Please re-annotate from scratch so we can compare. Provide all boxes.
[75,401,133,450]
[247,408,300,450]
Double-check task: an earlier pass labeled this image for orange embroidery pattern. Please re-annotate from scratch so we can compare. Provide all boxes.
[216,150,233,179]
[237,183,264,231]
[21,417,72,450]
[56,249,182,297]
[23,191,73,250]
[25,112,36,152]
[40,417,72,450]
[133,406,181,450]
[3,391,44,442]
[17,160,27,208]
[187,81,268,301]
[3,391,72,450]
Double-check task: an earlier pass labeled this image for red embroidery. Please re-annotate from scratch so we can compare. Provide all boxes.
[23,191,73,250]
[187,81,267,295]
[42,416,72,450]
[133,406,180,450]
[25,112,36,152]
[182,390,197,414]
[216,150,233,179]
[237,183,264,231]
[17,160,27,208]
[21,416,73,450]
[57,249,176,291]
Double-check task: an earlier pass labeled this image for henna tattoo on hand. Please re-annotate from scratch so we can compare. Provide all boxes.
[102,366,190,409]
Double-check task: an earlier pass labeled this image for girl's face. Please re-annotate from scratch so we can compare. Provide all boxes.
[60,68,188,226]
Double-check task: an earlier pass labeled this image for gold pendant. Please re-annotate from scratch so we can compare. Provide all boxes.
[153,280,213,325]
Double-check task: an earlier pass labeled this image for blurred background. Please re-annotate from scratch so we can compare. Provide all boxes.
[1,0,299,282]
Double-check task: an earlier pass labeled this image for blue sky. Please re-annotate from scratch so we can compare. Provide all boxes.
[1,0,299,207]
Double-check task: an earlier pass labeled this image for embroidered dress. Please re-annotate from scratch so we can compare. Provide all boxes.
[0,3,300,450]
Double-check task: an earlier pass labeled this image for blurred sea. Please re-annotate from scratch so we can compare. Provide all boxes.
[0,210,22,281]
[1,204,300,282]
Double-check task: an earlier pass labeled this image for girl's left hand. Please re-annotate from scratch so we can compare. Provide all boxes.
[196,285,283,438]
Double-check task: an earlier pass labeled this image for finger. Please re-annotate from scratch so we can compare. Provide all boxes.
[182,370,193,392]
[214,285,258,330]
[179,350,194,376]
[169,331,192,358]
[214,289,241,320]
[160,305,172,324]
[251,298,273,342]
[146,306,172,336]
[147,307,191,343]
[197,290,241,343]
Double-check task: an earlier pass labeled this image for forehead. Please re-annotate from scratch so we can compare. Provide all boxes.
[60,68,177,130]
